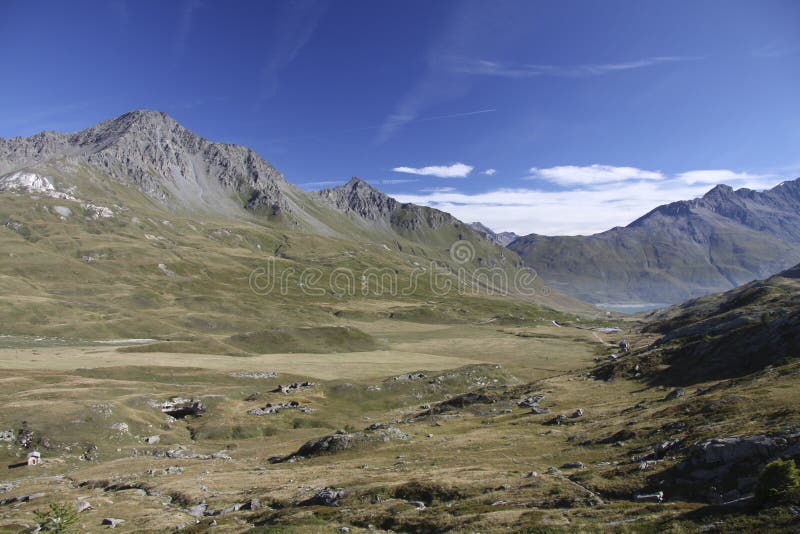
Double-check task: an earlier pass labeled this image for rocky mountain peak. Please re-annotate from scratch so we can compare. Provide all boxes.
[0,110,291,215]
[317,177,398,221]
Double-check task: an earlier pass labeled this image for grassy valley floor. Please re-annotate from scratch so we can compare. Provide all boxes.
[0,318,797,533]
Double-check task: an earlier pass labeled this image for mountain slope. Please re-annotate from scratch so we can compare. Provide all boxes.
[0,111,594,344]
[508,180,800,306]
[600,263,800,385]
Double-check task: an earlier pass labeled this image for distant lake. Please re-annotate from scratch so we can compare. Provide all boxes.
[596,303,669,313]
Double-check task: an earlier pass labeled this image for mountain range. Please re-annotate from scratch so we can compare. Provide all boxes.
[3,109,799,318]
[0,110,587,343]
[506,179,800,306]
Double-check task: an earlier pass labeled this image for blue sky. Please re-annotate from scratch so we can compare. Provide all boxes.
[1,0,799,235]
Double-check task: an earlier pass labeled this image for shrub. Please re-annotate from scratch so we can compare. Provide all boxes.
[755,458,800,505]
[34,503,80,533]
[392,480,467,505]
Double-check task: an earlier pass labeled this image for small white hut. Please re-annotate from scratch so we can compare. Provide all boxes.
[26,451,41,466]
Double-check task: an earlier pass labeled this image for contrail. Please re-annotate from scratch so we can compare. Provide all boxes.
[263,108,496,143]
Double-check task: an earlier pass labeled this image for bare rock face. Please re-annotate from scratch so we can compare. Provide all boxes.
[317,177,398,221]
[0,110,291,215]
[317,177,456,231]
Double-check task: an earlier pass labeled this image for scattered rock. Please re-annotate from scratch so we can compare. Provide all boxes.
[391,372,426,382]
[157,263,176,277]
[518,395,545,408]
[101,518,125,528]
[53,206,72,218]
[275,381,316,393]
[248,400,312,415]
[83,203,114,219]
[75,501,92,513]
[187,503,207,517]
[544,414,568,426]
[634,491,663,503]
[561,461,584,469]
[299,487,346,507]
[406,500,426,509]
[143,435,160,445]
[0,430,13,442]
[233,372,277,379]
[664,388,685,401]
[110,422,129,434]
[571,409,584,418]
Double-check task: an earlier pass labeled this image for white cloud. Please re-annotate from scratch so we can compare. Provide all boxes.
[393,169,784,236]
[381,178,419,185]
[528,164,664,186]
[676,169,761,185]
[482,168,497,175]
[393,162,474,178]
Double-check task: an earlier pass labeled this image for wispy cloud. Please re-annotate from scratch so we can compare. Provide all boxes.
[482,169,497,176]
[262,109,495,144]
[528,164,664,186]
[448,55,703,79]
[257,0,327,107]
[393,162,474,178]
[751,41,799,59]
[380,178,418,185]
[298,180,341,189]
[173,0,203,67]
[394,167,783,235]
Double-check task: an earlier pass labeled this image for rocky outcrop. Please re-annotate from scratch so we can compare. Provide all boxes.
[298,487,346,507]
[274,426,408,462]
[247,400,312,415]
[660,432,800,502]
[158,397,205,419]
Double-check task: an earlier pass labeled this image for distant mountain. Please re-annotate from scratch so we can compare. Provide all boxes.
[467,222,519,247]
[508,180,800,305]
[598,263,800,386]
